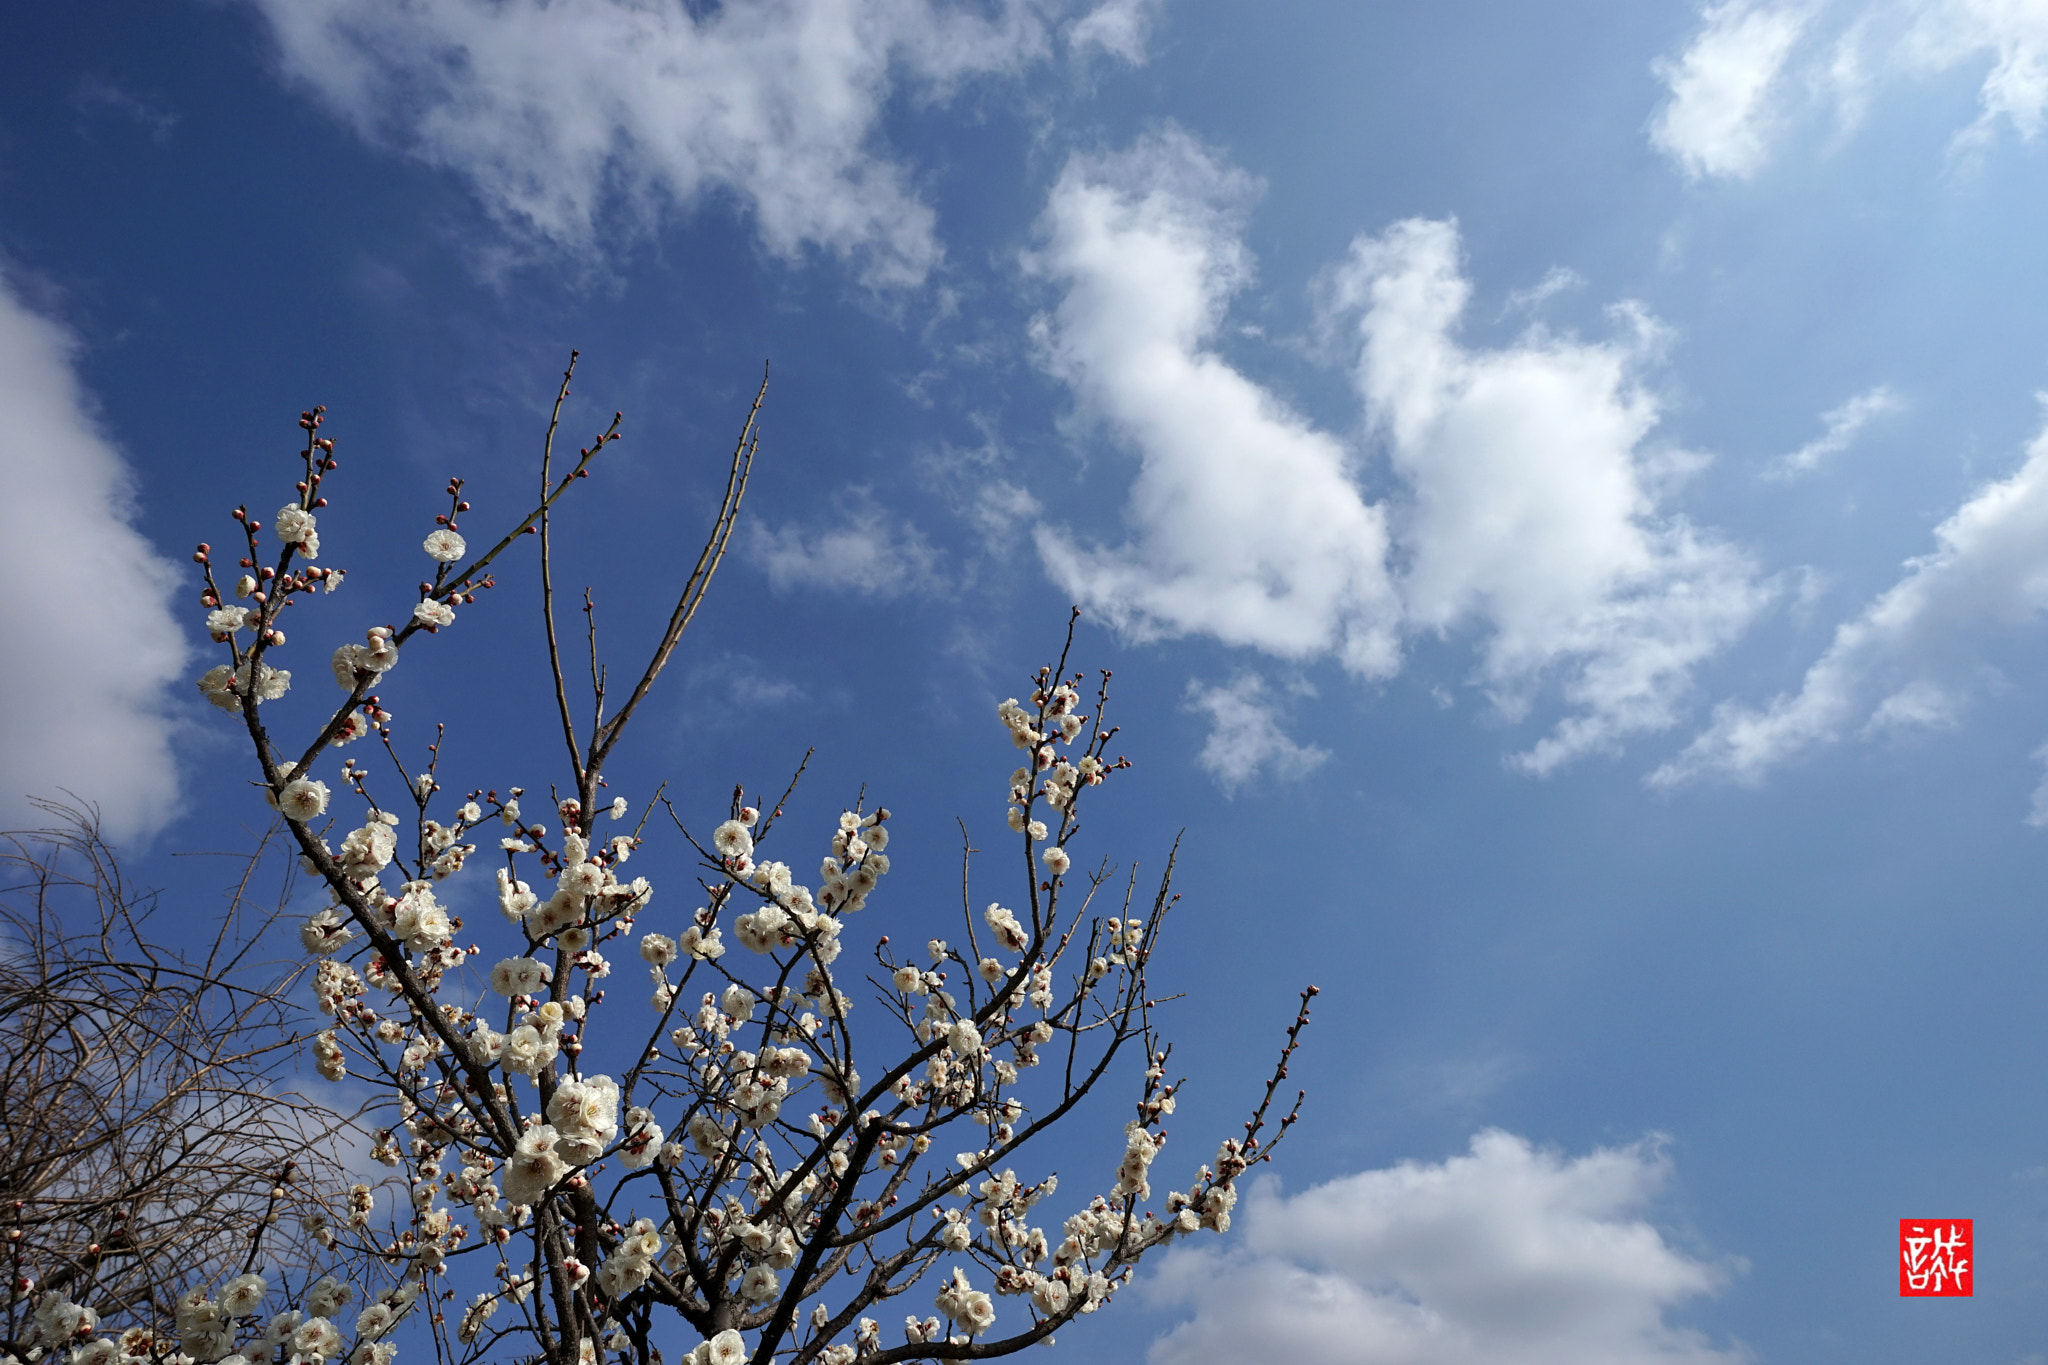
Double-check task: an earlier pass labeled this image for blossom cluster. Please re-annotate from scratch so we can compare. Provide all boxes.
[21,1274,417,1365]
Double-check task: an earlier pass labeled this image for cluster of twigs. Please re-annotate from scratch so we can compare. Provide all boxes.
[0,803,366,1358]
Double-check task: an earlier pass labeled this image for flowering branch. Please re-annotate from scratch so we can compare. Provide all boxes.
[81,363,1324,1365]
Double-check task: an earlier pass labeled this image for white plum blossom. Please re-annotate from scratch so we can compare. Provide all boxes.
[546,1074,620,1164]
[468,1021,505,1063]
[412,598,455,628]
[593,1218,663,1300]
[617,1108,663,1170]
[423,527,466,561]
[196,660,289,712]
[497,867,537,921]
[935,1267,996,1336]
[391,882,451,951]
[292,1316,344,1360]
[702,1331,748,1365]
[361,626,399,669]
[983,903,1028,953]
[333,628,400,687]
[997,698,1040,749]
[688,1111,738,1160]
[504,1125,569,1204]
[500,1024,553,1077]
[1115,1122,1158,1201]
[489,957,549,998]
[311,1031,346,1081]
[712,818,754,860]
[207,606,253,635]
[219,1274,267,1318]
[340,818,396,879]
[527,887,582,939]
[1198,1181,1237,1232]
[275,504,318,551]
[734,907,790,954]
[300,907,354,956]
[679,924,725,959]
[278,778,330,822]
[354,1304,397,1341]
[456,1292,500,1344]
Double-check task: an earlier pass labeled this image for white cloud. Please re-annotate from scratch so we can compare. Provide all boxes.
[1861,677,1959,735]
[1027,132,1768,773]
[967,479,1044,547]
[2027,739,2048,827]
[1815,15,1878,136]
[1768,384,1902,479]
[248,0,1087,286]
[748,487,943,597]
[1027,128,1404,677]
[685,651,810,712]
[914,421,1045,555]
[1324,220,1771,773]
[1900,0,2048,152]
[1068,0,1161,62]
[1657,402,2048,786]
[71,76,180,142]
[1649,1,1811,180]
[1654,0,2048,175]
[0,273,187,842]
[1184,675,1329,795]
[1146,1130,1745,1365]
[1500,265,1586,319]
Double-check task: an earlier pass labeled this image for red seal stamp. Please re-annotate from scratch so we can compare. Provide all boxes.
[1899,1219,1971,1296]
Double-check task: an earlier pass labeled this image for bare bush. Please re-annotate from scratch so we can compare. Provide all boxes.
[1,804,369,1360]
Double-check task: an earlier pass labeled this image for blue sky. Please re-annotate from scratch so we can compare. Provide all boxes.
[8,1,2048,1360]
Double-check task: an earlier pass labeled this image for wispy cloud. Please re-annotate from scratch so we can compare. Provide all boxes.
[1183,675,1329,795]
[1500,265,1586,319]
[1658,400,2048,787]
[683,651,812,712]
[1146,1130,1744,1365]
[915,421,1046,557]
[70,76,179,142]
[1768,384,1902,479]
[1649,1,1811,181]
[748,487,945,598]
[1652,0,2048,178]
[0,272,188,842]
[1067,0,1162,63]
[1900,0,2048,155]
[2027,740,2048,828]
[250,0,1122,287]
